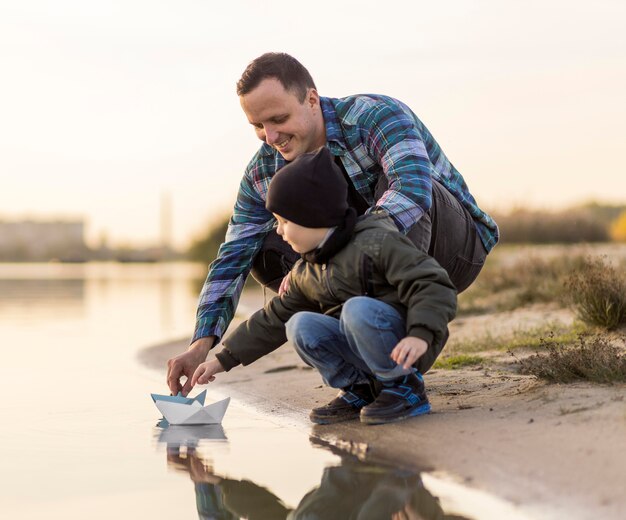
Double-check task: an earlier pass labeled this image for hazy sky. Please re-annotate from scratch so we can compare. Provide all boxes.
[1,0,625,247]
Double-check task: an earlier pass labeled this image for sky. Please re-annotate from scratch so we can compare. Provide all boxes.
[1,0,625,248]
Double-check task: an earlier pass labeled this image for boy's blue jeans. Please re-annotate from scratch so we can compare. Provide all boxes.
[285,296,414,389]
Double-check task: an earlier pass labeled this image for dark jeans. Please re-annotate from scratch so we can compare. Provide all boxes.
[251,179,487,293]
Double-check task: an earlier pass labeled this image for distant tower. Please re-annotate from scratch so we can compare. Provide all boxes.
[160,191,173,253]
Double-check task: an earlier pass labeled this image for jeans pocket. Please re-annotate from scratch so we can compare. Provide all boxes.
[445,254,485,293]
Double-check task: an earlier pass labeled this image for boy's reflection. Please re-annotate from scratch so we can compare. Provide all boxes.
[165,444,470,520]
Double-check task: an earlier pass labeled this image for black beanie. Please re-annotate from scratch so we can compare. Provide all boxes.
[266,146,349,228]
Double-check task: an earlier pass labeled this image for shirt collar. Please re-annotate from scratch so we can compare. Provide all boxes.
[320,97,346,157]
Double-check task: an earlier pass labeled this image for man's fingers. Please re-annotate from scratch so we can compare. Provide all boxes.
[167,374,182,395]
[166,360,183,394]
[181,376,194,397]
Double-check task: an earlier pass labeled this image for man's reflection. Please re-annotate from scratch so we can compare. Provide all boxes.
[167,445,289,520]
[164,444,469,520]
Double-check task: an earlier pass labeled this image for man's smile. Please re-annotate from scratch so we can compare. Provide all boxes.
[274,137,292,150]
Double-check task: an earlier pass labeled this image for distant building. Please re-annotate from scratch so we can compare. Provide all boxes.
[0,219,88,261]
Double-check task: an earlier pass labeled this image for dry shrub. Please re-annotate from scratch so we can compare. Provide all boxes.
[565,256,626,329]
[493,208,608,244]
[516,333,626,383]
[459,253,587,314]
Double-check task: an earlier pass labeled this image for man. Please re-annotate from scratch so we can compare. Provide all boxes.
[167,52,498,396]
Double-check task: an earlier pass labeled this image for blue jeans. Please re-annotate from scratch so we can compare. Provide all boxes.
[285,296,414,389]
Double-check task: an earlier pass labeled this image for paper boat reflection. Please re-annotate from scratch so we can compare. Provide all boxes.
[155,419,227,444]
[151,390,230,425]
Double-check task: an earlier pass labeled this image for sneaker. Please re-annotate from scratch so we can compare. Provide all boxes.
[310,381,378,425]
[360,372,431,425]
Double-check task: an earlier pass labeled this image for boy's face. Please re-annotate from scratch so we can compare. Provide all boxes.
[274,214,328,254]
[240,78,326,162]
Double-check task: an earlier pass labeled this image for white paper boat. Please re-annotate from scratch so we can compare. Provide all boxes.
[151,389,207,406]
[152,391,230,425]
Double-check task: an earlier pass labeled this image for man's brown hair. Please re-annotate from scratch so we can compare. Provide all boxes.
[236,52,317,102]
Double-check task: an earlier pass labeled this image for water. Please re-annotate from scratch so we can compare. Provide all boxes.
[0,262,529,519]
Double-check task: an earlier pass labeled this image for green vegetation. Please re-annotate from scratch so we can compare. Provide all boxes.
[445,322,587,356]
[516,334,626,384]
[433,354,484,370]
[565,256,626,330]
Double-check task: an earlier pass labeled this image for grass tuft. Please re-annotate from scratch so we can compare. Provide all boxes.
[433,354,484,370]
[565,256,626,330]
[446,322,587,355]
[514,333,626,384]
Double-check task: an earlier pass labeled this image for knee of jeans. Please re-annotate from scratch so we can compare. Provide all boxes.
[340,296,373,329]
[285,312,313,343]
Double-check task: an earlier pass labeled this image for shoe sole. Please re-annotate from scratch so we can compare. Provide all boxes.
[310,411,361,425]
[360,402,431,425]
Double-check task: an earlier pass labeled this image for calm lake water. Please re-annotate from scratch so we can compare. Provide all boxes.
[0,262,528,519]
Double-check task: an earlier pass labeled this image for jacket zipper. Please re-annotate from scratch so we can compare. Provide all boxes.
[321,264,338,300]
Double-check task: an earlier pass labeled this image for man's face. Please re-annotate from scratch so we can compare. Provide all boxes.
[240,78,325,161]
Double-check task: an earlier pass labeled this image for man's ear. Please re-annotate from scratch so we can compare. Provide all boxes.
[307,88,320,108]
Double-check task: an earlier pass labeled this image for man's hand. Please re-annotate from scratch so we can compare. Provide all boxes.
[191,358,225,387]
[166,336,214,396]
[278,273,290,296]
[390,337,428,370]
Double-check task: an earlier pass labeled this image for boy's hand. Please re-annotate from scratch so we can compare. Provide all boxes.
[390,337,428,370]
[191,358,225,387]
[278,273,290,296]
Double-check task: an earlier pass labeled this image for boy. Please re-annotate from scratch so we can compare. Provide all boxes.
[191,147,457,425]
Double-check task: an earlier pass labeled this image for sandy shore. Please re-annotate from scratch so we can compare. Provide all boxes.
[139,299,626,520]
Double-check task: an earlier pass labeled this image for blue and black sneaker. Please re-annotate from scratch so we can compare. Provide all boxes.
[310,380,380,425]
[360,372,431,425]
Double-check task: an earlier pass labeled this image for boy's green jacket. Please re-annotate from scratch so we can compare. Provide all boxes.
[217,213,458,374]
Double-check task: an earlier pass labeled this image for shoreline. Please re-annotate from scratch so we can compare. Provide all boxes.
[140,316,626,520]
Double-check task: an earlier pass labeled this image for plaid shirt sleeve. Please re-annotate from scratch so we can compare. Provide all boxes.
[360,100,434,233]
[192,158,275,344]
[334,95,498,251]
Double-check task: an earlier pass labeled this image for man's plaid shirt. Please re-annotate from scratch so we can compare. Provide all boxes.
[192,94,499,344]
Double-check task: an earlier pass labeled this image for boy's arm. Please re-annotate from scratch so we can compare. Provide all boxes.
[215,278,318,371]
[378,233,457,346]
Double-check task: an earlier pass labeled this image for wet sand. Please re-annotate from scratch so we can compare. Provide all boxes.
[140,296,626,520]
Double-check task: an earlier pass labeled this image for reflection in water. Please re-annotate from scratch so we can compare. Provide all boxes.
[154,418,227,445]
[156,423,470,520]
[0,278,85,314]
